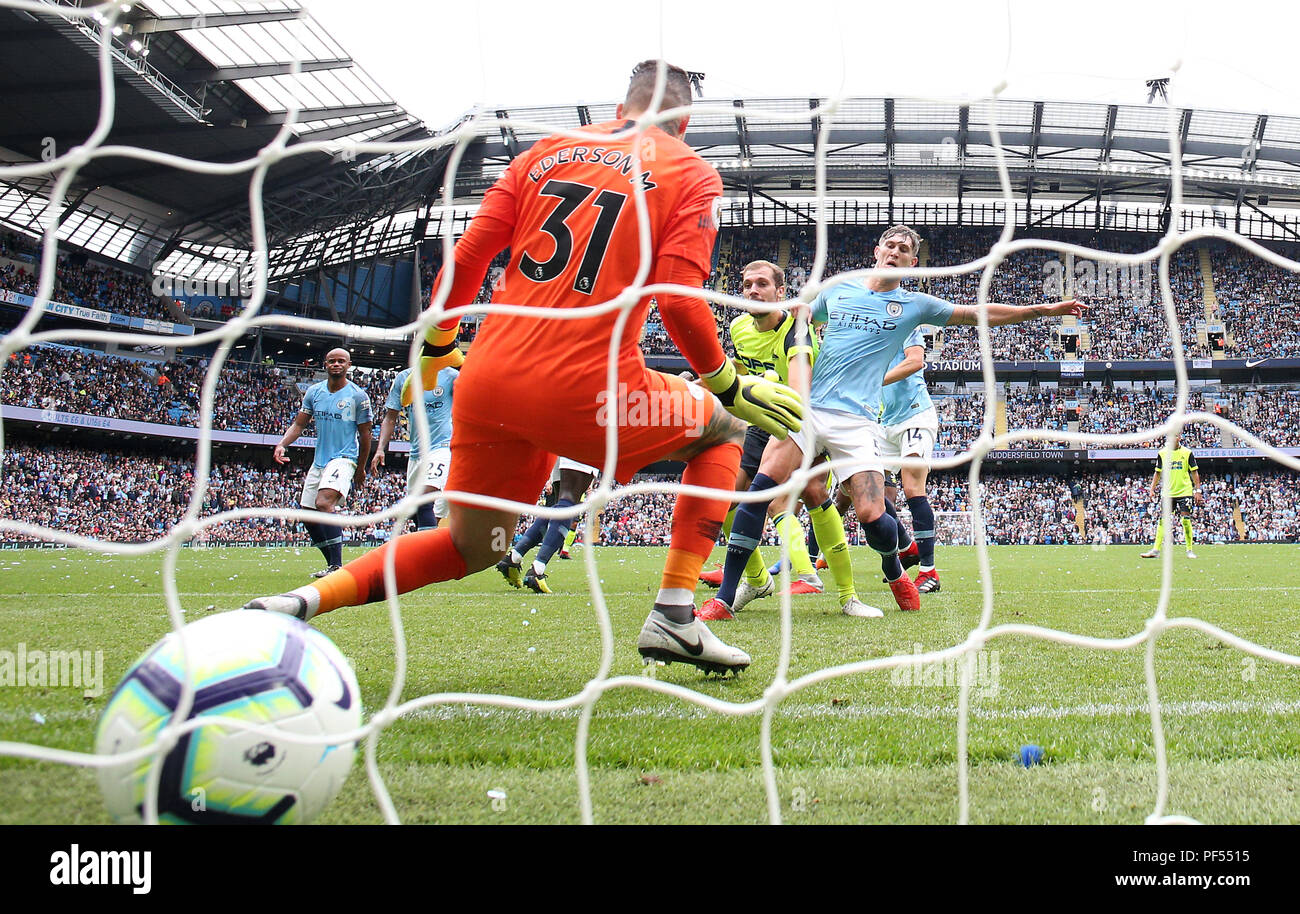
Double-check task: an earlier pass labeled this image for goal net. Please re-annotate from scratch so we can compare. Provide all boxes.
[3,0,1300,827]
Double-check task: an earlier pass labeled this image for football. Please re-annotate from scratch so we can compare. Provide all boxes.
[95,611,361,824]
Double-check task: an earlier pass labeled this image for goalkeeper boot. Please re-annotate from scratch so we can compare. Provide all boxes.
[888,574,921,612]
[695,597,735,621]
[781,572,825,595]
[733,573,775,612]
[1140,548,1159,559]
[523,568,552,594]
[699,563,725,587]
[496,555,523,588]
[310,564,341,579]
[915,569,941,594]
[637,610,750,676]
[899,540,920,570]
[841,597,884,619]
[243,593,314,622]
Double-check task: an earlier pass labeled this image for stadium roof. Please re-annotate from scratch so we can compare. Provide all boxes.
[455,97,1300,221]
[6,6,1300,287]
[0,0,443,276]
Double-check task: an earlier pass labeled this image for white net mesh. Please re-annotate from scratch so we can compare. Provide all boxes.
[3,0,1300,825]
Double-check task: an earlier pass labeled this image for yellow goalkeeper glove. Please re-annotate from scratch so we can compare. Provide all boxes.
[703,359,803,439]
[401,323,464,406]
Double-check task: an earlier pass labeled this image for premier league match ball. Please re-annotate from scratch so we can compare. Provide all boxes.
[95,611,362,824]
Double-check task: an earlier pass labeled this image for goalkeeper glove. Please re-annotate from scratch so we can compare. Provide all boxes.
[401,322,464,406]
[703,359,803,439]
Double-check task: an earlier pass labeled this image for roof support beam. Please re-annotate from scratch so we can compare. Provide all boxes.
[734,100,751,162]
[1100,104,1118,164]
[244,103,397,126]
[179,58,353,83]
[131,10,303,34]
[1028,187,1099,229]
[496,109,520,159]
[884,98,896,166]
[1029,101,1044,164]
[1243,114,1268,172]
[293,112,409,143]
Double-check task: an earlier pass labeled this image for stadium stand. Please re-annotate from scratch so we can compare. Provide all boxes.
[6,438,1295,547]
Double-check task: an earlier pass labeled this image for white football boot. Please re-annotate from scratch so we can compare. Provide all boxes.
[637,610,751,675]
[732,573,775,612]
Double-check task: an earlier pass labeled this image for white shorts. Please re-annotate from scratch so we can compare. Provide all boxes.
[877,406,939,470]
[300,457,356,508]
[550,456,599,482]
[789,407,883,481]
[408,446,452,518]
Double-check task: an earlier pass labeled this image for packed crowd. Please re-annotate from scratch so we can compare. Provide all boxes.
[2,345,400,436]
[1210,244,1300,361]
[0,442,415,545]
[5,440,1296,547]
[646,225,1300,363]
[9,346,1298,455]
[0,234,181,324]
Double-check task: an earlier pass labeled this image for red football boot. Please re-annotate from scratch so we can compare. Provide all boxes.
[915,569,941,594]
[695,597,736,621]
[698,563,724,587]
[888,574,921,612]
[899,541,920,569]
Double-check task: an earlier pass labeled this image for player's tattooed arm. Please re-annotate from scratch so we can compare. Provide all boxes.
[663,402,746,462]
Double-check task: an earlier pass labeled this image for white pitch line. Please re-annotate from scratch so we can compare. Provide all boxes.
[6,697,1300,728]
[398,697,1300,723]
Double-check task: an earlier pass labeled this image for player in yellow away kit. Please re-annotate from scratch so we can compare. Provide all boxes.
[1141,433,1203,559]
[698,259,879,620]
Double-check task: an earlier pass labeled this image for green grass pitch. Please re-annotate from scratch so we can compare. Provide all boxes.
[2,543,1299,824]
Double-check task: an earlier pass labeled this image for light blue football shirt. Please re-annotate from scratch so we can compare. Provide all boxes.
[809,281,954,418]
[880,326,934,427]
[300,379,372,467]
[386,366,457,455]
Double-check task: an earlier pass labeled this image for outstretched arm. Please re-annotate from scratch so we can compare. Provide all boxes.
[946,299,1085,327]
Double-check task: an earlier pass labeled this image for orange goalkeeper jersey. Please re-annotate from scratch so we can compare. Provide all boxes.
[446,119,724,412]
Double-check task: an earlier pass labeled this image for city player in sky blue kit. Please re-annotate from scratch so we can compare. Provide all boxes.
[700,225,1085,618]
[371,364,458,533]
[274,348,373,577]
[879,325,942,593]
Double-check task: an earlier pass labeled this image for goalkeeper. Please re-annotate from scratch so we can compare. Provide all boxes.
[245,60,801,676]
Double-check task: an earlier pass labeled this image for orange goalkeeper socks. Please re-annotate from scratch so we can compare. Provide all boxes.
[312,527,468,616]
[660,440,742,593]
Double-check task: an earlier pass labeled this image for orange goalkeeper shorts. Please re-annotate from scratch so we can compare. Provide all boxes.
[447,368,716,508]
